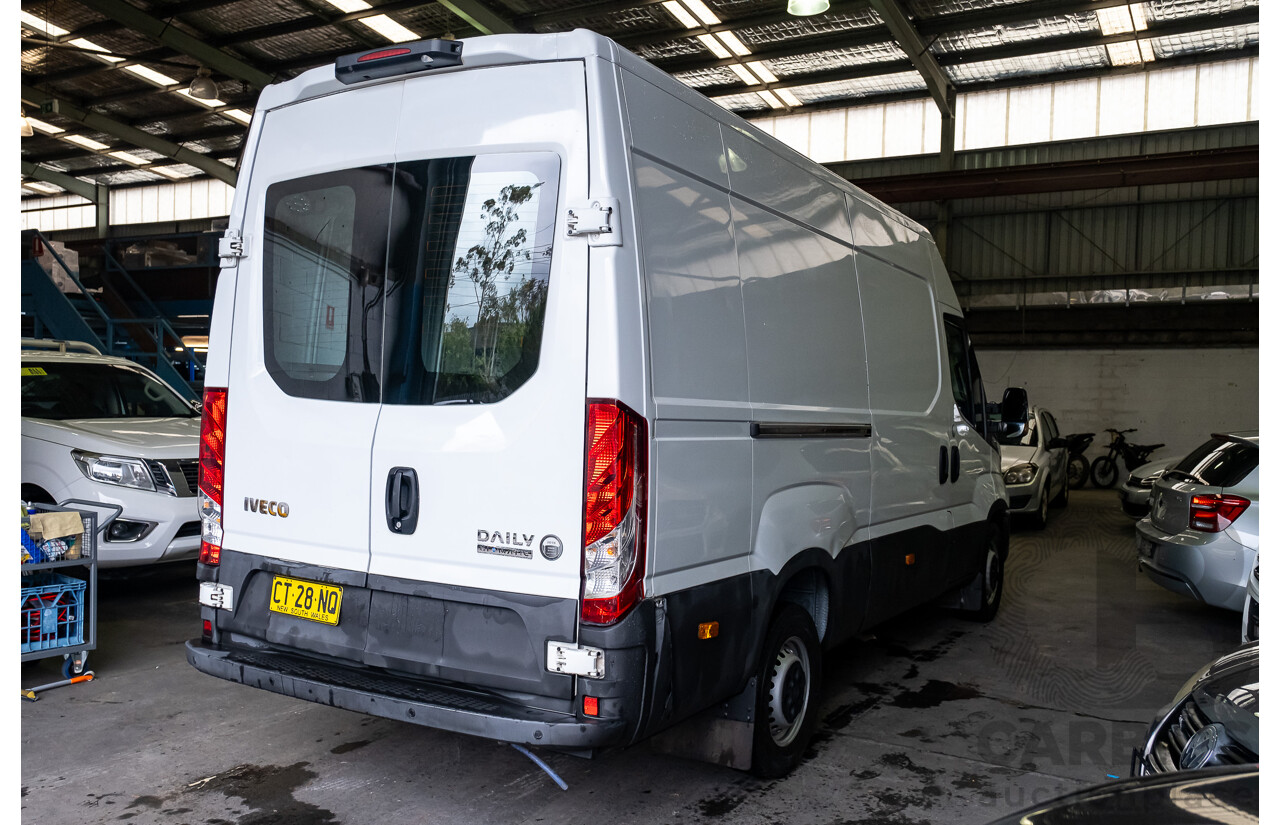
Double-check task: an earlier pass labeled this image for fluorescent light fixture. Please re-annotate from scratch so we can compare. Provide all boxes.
[24,181,63,194]
[786,0,829,16]
[109,150,149,165]
[777,88,803,107]
[697,33,731,59]
[69,37,124,62]
[359,14,420,42]
[25,117,65,135]
[680,0,720,25]
[150,166,191,180]
[716,31,751,56]
[323,0,371,12]
[176,89,226,107]
[662,1,700,28]
[757,90,785,109]
[730,64,760,85]
[20,12,69,37]
[124,64,180,86]
[747,61,779,83]
[222,109,253,125]
[63,134,110,151]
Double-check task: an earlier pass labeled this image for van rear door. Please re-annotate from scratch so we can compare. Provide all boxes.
[367,62,590,602]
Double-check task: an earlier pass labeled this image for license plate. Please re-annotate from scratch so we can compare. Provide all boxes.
[269,576,342,625]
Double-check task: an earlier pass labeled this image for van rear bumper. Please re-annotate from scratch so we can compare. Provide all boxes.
[186,639,628,748]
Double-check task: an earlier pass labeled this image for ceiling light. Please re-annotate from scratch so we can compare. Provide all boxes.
[786,0,829,16]
[747,62,779,83]
[359,14,420,43]
[697,33,731,59]
[662,1,699,28]
[176,89,226,107]
[323,0,371,12]
[757,90,785,109]
[222,109,253,125]
[124,64,180,86]
[24,181,63,195]
[730,64,760,85]
[680,0,720,25]
[150,166,191,180]
[21,110,34,138]
[69,37,124,62]
[25,117,65,135]
[187,67,218,100]
[716,31,751,56]
[109,150,149,165]
[776,89,802,107]
[20,12,69,37]
[63,134,110,151]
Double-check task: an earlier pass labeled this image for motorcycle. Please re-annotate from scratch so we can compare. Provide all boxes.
[1090,428,1164,488]
[1062,432,1094,489]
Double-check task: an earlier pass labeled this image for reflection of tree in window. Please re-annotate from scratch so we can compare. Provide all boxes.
[441,177,546,384]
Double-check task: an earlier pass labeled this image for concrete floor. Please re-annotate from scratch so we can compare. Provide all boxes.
[20,489,1243,825]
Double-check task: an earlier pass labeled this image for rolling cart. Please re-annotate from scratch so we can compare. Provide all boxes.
[21,504,97,679]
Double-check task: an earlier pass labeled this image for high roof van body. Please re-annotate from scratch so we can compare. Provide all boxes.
[187,30,1013,777]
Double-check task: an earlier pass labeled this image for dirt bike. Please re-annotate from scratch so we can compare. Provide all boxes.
[1090,428,1164,488]
[1062,432,1094,489]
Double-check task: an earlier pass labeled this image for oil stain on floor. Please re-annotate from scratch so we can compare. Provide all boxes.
[184,762,339,825]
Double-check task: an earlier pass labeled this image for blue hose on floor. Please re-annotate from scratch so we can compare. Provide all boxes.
[510,743,569,791]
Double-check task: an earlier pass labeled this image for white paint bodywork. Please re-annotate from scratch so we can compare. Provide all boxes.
[210,30,1003,612]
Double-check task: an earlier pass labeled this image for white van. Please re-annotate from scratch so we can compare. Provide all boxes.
[187,30,1022,778]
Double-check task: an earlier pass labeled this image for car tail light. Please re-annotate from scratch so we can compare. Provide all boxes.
[1189,494,1250,533]
[581,400,647,625]
[198,388,228,565]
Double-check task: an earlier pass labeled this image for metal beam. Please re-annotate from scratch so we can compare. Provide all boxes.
[21,161,98,201]
[867,0,953,116]
[436,0,519,34]
[74,0,275,88]
[22,85,238,185]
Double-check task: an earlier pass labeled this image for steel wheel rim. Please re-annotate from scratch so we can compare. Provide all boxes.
[767,636,810,747]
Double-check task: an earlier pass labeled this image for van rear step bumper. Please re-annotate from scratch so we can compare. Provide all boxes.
[186,640,626,748]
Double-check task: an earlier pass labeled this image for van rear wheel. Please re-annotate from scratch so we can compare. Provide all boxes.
[750,603,822,779]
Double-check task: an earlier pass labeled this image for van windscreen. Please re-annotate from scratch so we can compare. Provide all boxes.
[263,152,560,405]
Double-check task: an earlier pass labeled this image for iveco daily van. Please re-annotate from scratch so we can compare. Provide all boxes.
[187,30,1021,778]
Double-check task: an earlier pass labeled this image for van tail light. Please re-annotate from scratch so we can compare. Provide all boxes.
[1189,494,1250,533]
[581,400,647,625]
[198,388,228,565]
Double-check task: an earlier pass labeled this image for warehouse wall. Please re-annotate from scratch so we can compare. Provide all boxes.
[978,347,1259,465]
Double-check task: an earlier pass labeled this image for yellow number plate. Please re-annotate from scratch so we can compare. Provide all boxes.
[269,576,342,625]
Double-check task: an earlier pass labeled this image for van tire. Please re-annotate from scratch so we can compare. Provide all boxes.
[750,603,822,779]
[963,524,1004,623]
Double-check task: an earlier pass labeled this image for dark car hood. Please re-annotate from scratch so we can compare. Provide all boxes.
[983,766,1258,825]
[1192,642,1259,755]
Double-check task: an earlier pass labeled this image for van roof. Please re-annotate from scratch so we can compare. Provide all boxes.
[254,29,929,241]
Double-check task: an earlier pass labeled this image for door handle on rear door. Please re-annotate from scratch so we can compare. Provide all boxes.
[385,467,419,534]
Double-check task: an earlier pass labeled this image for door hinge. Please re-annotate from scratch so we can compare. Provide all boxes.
[566,198,621,247]
[218,230,247,267]
[546,641,606,679]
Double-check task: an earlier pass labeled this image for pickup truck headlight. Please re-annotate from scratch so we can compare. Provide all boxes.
[1004,463,1037,485]
[71,450,156,492]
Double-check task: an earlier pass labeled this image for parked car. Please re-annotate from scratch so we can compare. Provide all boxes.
[984,765,1257,824]
[1136,432,1258,611]
[1119,457,1179,518]
[1241,560,1258,644]
[185,31,1023,779]
[997,406,1069,528]
[21,338,202,568]
[1133,641,1258,775]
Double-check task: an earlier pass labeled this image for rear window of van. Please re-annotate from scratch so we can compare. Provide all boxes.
[263,152,559,405]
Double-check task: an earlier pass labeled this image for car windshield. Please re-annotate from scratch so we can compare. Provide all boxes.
[21,361,197,420]
[1171,436,1257,488]
[997,413,1039,447]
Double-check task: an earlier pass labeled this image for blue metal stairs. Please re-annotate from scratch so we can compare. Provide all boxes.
[20,230,203,401]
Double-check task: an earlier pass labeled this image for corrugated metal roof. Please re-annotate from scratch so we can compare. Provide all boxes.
[20,0,1259,196]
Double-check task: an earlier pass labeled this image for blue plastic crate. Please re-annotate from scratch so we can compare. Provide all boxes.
[20,571,86,653]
